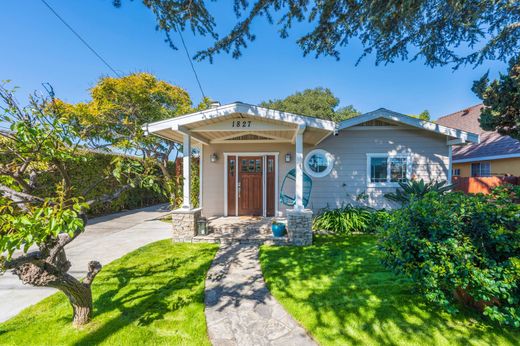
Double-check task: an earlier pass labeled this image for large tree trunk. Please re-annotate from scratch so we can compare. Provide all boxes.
[12,248,102,327]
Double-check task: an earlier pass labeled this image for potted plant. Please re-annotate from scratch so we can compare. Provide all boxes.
[271,221,286,237]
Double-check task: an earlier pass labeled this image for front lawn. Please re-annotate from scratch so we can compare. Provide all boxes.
[260,235,520,346]
[0,240,218,346]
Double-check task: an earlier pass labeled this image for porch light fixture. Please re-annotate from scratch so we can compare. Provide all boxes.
[197,217,208,235]
[210,153,218,163]
[285,153,292,163]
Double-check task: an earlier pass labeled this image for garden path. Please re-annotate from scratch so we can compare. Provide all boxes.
[0,204,171,322]
[205,243,317,346]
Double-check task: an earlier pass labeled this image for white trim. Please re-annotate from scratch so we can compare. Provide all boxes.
[453,153,520,163]
[448,145,453,184]
[338,108,479,144]
[304,149,335,178]
[182,134,192,209]
[223,152,280,217]
[173,125,209,145]
[366,153,412,188]
[199,145,203,208]
[345,126,407,131]
[145,102,335,134]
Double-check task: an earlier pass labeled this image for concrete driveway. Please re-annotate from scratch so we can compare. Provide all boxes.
[0,204,172,323]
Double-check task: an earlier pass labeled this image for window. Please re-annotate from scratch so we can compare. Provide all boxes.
[304,149,334,178]
[471,162,491,177]
[452,168,460,177]
[367,154,411,186]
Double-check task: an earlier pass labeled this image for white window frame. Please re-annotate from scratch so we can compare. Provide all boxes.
[452,168,461,177]
[304,149,335,178]
[366,153,412,187]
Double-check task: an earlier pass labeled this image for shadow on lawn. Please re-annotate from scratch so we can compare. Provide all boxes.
[71,246,216,346]
[261,235,519,346]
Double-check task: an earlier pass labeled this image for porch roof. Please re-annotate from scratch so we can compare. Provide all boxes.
[143,102,336,146]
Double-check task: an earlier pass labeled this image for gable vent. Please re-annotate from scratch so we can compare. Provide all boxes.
[226,134,272,141]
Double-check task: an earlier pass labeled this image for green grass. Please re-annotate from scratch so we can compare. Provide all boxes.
[260,234,520,346]
[0,240,218,346]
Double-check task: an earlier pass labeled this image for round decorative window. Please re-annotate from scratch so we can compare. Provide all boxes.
[304,149,334,178]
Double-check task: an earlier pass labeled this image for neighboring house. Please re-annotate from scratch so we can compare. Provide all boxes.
[436,104,520,177]
[145,102,478,218]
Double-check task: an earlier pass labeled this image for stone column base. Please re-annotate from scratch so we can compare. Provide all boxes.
[171,208,202,242]
[287,209,313,246]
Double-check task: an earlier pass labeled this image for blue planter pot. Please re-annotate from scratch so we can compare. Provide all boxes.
[271,223,286,237]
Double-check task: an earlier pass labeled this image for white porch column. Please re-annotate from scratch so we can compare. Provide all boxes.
[182,133,192,209]
[294,125,306,210]
[447,145,453,184]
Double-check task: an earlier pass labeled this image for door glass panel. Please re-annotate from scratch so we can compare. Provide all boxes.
[268,159,273,173]
[229,159,235,176]
[256,159,261,172]
[241,159,248,172]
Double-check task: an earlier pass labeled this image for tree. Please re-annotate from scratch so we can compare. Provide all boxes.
[116,1,519,67]
[472,57,520,140]
[58,73,208,206]
[114,1,518,135]
[260,87,359,122]
[0,83,146,326]
[408,110,431,121]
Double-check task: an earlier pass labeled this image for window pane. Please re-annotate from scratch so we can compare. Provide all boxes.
[371,157,387,182]
[481,162,491,177]
[308,153,328,173]
[390,157,407,182]
[256,159,262,172]
[241,159,248,172]
[471,163,480,177]
[268,159,273,173]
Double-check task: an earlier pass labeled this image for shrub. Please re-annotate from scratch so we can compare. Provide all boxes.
[384,178,453,205]
[313,204,373,234]
[379,186,520,327]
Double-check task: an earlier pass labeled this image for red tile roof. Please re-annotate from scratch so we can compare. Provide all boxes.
[436,104,520,161]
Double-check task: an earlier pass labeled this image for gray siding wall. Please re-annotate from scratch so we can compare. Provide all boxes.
[200,128,449,217]
[307,128,449,211]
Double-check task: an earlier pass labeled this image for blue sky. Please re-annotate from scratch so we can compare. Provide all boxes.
[0,0,507,119]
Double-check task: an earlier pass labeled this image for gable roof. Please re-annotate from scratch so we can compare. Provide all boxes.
[146,102,335,134]
[338,108,479,143]
[436,104,520,162]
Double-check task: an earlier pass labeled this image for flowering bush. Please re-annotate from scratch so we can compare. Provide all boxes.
[379,186,520,326]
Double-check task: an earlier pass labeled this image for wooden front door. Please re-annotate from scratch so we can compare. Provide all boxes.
[238,156,263,216]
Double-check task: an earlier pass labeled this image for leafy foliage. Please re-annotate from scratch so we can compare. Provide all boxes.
[261,87,359,122]
[118,1,519,68]
[0,82,157,325]
[312,204,387,234]
[473,57,520,140]
[379,186,520,327]
[384,179,453,205]
[58,73,207,207]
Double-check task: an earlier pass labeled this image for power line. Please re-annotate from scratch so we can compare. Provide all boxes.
[175,24,206,100]
[40,0,121,77]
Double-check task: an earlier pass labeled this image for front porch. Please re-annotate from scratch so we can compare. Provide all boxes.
[192,216,290,245]
[145,102,332,246]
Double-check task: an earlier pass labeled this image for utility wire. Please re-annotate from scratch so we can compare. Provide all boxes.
[175,24,206,99]
[40,0,121,77]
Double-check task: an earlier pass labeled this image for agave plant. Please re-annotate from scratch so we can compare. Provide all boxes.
[384,179,454,205]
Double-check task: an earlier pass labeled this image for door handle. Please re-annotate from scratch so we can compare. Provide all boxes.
[237,182,241,197]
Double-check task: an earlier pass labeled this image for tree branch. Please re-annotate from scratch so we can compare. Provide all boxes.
[0,184,44,211]
[83,261,102,287]
[85,184,132,206]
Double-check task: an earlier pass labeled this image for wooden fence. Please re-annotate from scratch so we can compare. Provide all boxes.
[452,176,519,194]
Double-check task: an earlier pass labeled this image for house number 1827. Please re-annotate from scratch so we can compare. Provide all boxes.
[231,120,252,128]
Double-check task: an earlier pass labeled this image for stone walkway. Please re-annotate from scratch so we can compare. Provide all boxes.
[205,244,317,346]
[0,204,171,322]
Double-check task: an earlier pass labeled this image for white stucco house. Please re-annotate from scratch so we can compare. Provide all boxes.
[145,102,478,245]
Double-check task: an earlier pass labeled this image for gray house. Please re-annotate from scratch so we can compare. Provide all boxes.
[146,102,478,244]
